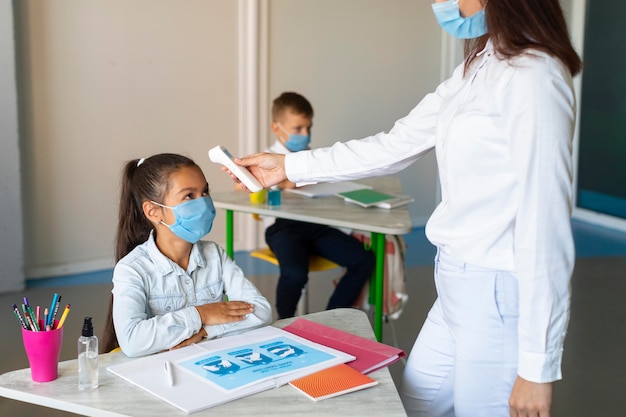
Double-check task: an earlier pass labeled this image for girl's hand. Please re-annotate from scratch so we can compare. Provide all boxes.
[195,301,254,325]
[170,327,207,350]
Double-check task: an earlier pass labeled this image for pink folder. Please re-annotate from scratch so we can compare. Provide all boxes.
[283,318,406,374]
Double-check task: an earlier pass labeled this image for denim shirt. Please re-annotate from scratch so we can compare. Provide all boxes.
[112,232,272,357]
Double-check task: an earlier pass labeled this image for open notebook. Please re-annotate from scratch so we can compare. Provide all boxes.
[107,326,354,413]
[286,181,371,197]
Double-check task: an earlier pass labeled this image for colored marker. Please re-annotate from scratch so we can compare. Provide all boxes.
[44,308,49,331]
[57,304,71,328]
[12,304,27,329]
[22,304,38,331]
[51,295,62,325]
[24,310,36,332]
[22,304,29,330]
[47,293,59,327]
[26,305,39,331]
[36,305,40,324]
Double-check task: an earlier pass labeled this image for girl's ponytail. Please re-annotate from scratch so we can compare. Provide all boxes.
[114,160,153,262]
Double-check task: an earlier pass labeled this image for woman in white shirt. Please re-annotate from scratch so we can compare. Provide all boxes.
[233,1,582,415]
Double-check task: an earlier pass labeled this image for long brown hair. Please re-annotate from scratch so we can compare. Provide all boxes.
[101,153,198,353]
[464,0,582,76]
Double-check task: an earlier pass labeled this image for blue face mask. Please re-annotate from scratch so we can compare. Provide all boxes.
[278,124,311,152]
[432,1,488,40]
[151,196,216,243]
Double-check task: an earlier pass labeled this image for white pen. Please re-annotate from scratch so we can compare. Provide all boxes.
[164,361,175,386]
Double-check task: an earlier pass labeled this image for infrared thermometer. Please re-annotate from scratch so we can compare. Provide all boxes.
[208,146,263,192]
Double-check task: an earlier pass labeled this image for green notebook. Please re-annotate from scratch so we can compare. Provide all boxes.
[337,189,397,208]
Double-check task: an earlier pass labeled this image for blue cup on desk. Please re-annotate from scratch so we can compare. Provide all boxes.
[267,187,281,206]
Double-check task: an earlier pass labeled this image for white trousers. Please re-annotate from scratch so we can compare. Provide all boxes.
[400,249,520,417]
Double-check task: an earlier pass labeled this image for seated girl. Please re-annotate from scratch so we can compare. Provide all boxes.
[104,153,272,357]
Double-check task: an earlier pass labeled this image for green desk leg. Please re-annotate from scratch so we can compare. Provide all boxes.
[225,209,234,259]
[371,232,386,342]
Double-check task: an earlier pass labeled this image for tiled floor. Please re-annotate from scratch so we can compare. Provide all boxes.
[2,222,626,416]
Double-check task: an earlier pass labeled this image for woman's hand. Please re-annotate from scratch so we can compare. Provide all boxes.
[509,376,553,417]
[279,179,297,190]
[195,301,254,325]
[230,153,287,190]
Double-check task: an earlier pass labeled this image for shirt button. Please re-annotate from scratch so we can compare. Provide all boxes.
[165,305,172,311]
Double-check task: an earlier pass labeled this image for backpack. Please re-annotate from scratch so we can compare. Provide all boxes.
[350,232,409,320]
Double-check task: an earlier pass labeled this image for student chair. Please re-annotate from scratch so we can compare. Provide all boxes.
[249,247,341,316]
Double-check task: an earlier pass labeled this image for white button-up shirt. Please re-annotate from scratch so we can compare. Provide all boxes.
[112,232,272,357]
[286,42,576,383]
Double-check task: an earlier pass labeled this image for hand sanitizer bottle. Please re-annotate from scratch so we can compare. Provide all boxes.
[78,316,99,391]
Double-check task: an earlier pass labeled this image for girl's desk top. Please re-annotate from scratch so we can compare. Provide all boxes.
[0,309,407,417]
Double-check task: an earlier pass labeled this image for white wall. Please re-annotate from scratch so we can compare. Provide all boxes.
[9,0,587,282]
[15,0,241,279]
[267,0,442,225]
[13,0,446,281]
[0,0,25,292]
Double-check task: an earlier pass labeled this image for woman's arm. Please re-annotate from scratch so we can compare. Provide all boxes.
[237,66,462,187]
[507,53,576,383]
[506,53,576,415]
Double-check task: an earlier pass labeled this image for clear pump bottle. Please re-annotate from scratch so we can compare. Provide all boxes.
[78,316,99,391]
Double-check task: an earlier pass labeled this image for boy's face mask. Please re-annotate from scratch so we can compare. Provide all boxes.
[431,0,488,40]
[151,196,216,243]
[278,123,311,152]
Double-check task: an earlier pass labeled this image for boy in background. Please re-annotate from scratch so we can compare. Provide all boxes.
[263,92,375,319]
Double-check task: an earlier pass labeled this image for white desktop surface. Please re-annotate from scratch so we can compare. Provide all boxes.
[0,309,407,417]
[212,176,413,235]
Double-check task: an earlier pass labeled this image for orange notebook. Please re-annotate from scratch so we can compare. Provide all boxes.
[289,364,378,401]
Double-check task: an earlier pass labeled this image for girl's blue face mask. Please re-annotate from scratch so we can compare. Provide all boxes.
[431,0,488,40]
[278,124,311,152]
[151,196,216,243]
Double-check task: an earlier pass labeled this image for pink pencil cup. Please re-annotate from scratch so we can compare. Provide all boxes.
[21,320,63,382]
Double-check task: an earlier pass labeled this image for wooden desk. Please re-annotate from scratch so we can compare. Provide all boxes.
[0,309,407,417]
[212,176,413,341]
